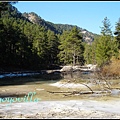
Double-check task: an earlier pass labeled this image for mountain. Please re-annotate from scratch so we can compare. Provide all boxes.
[1,4,99,44]
[22,12,99,43]
[0,3,101,70]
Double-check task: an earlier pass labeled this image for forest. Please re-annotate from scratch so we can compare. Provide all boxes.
[0,2,120,77]
[0,2,120,119]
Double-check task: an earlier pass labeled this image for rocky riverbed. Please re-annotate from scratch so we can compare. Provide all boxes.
[0,76,120,119]
[0,99,120,119]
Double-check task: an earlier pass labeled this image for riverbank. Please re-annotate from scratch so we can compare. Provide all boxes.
[0,100,120,119]
[0,73,120,118]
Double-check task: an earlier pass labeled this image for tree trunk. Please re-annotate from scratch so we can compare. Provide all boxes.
[73,51,76,66]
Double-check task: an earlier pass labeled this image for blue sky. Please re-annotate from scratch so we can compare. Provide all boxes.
[13,1,120,35]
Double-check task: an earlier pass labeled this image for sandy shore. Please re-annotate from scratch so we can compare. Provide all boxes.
[0,99,120,119]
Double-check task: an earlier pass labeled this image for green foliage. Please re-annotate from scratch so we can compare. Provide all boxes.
[96,36,112,66]
[0,2,17,18]
[22,12,96,44]
[0,3,119,71]
[100,17,112,36]
[0,4,60,70]
[58,27,84,65]
[84,17,119,67]
[47,30,60,65]
[114,18,120,49]
[84,44,94,64]
[84,37,98,65]
[95,17,119,67]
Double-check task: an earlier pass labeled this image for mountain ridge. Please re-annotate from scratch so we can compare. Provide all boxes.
[22,12,99,43]
[1,4,100,43]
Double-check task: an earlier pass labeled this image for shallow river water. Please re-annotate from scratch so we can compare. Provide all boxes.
[0,72,120,118]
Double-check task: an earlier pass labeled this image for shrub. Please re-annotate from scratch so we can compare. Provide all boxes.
[101,55,120,78]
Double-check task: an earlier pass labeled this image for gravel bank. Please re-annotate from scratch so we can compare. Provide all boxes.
[0,100,120,119]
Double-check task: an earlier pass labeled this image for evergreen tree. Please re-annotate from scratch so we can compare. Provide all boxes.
[0,2,17,18]
[58,27,84,65]
[84,44,93,64]
[58,30,70,64]
[95,17,119,67]
[100,17,112,36]
[32,26,48,68]
[47,30,60,65]
[114,18,120,49]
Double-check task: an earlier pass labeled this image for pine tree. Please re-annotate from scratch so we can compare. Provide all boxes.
[100,17,112,36]
[58,27,84,65]
[114,18,120,49]
[96,17,119,67]
[58,31,68,64]
[0,2,17,18]
[47,30,60,65]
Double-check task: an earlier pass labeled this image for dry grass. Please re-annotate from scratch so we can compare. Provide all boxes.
[101,56,120,78]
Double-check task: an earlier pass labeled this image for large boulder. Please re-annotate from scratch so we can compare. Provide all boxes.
[60,66,73,72]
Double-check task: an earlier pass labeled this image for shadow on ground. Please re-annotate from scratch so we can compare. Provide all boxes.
[0,71,63,86]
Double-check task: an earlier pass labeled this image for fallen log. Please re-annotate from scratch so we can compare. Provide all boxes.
[63,91,93,97]
[47,91,72,94]
[47,90,110,96]
[47,90,94,95]
[80,83,94,93]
